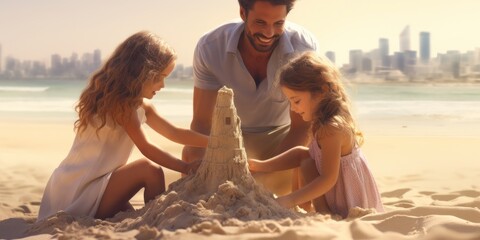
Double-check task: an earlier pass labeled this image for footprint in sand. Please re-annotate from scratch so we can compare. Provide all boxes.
[382,199,415,208]
[381,188,411,198]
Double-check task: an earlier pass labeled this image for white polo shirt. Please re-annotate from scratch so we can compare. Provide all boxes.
[193,20,318,133]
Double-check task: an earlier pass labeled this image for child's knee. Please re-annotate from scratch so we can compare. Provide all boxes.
[137,159,165,182]
[145,161,164,179]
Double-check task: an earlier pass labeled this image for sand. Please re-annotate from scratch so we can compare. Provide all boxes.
[1,111,480,239]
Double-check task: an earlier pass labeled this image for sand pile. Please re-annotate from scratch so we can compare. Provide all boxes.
[28,86,308,238]
[111,86,301,230]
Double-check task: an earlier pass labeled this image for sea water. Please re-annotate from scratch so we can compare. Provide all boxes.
[1,78,479,135]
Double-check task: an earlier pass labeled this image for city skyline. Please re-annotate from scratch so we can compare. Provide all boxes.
[1,0,480,67]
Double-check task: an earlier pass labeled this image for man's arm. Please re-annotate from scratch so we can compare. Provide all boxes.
[181,86,219,163]
[272,109,311,155]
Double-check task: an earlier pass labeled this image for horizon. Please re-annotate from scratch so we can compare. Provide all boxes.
[1,0,480,67]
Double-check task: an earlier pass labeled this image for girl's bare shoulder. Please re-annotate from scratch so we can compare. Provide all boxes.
[316,124,352,150]
[141,98,155,113]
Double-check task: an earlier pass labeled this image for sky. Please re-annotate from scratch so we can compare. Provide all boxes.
[1,0,480,67]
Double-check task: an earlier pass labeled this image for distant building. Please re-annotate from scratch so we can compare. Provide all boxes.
[362,57,372,72]
[392,52,406,72]
[93,49,102,70]
[0,43,2,73]
[325,51,336,64]
[404,50,417,78]
[349,50,363,72]
[420,32,430,64]
[50,54,62,76]
[400,25,411,52]
[379,38,390,67]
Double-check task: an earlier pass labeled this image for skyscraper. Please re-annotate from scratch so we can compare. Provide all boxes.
[349,50,363,72]
[0,43,2,74]
[379,38,390,67]
[400,25,411,52]
[420,32,431,64]
[325,51,336,64]
[93,49,101,70]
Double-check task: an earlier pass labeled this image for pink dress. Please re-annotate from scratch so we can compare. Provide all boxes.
[308,138,384,218]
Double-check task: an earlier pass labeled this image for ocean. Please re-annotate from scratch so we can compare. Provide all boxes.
[1,78,479,136]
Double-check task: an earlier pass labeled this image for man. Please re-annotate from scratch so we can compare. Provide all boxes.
[182,0,319,195]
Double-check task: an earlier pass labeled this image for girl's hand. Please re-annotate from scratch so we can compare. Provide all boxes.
[247,158,260,171]
[275,195,295,208]
[186,159,202,174]
[276,195,294,209]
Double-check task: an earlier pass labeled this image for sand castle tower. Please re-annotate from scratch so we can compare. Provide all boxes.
[195,86,252,192]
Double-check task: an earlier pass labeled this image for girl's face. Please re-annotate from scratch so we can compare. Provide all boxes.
[281,86,321,122]
[142,61,175,99]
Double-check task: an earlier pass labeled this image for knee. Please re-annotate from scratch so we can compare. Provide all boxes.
[138,159,165,182]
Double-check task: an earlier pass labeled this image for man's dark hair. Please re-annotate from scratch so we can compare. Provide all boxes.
[238,0,296,13]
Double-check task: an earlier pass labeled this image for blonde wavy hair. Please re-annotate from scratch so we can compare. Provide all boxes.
[74,31,176,133]
[279,52,364,146]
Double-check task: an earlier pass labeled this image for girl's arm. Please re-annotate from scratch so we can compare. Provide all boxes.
[142,100,208,148]
[123,108,193,174]
[248,146,310,172]
[277,126,343,208]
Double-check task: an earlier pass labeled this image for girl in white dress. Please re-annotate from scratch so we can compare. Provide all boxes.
[37,31,208,221]
[248,52,383,218]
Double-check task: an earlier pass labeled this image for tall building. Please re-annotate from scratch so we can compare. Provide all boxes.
[349,50,363,72]
[399,25,411,52]
[392,52,406,72]
[93,49,101,69]
[420,32,431,64]
[0,43,2,74]
[325,51,336,64]
[50,54,62,76]
[379,38,390,67]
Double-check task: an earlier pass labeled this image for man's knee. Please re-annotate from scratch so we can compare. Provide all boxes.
[182,146,205,163]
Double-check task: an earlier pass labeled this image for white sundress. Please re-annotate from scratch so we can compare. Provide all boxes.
[37,108,146,221]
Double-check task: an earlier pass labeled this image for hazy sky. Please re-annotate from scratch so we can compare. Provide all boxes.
[1,0,479,67]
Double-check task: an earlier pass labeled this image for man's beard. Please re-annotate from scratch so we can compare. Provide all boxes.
[245,31,280,53]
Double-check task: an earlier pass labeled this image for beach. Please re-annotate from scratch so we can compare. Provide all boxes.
[1,80,480,239]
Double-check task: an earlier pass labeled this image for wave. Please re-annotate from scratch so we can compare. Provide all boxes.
[0,86,50,92]
[161,88,193,94]
[0,99,75,112]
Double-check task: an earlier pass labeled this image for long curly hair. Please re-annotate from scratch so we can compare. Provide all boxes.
[279,52,364,146]
[74,31,176,133]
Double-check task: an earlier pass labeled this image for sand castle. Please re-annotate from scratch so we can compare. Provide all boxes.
[110,86,300,231]
[30,86,301,237]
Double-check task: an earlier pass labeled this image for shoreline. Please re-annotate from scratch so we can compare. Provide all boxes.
[2,76,480,84]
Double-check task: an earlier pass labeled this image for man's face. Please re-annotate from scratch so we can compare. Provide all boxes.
[241,1,287,53]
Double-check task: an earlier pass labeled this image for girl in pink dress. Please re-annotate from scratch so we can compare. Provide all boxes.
[248,52,383,218]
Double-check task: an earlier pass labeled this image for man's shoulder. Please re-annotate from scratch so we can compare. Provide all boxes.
[198,20,242,45]
[284,21,319,50]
